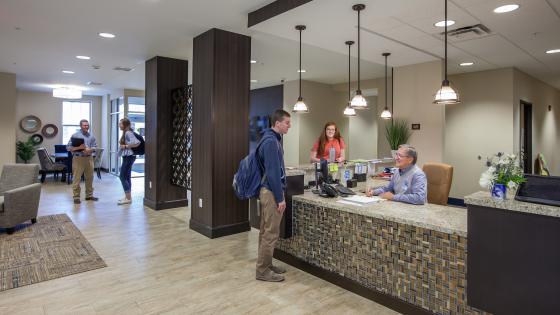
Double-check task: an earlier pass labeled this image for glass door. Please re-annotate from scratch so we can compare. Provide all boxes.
[127,96,145,177]
[109,97,124,175]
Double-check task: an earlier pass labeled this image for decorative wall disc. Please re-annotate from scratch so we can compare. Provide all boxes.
[41,124,59,138]
[20,115,42,133]
[30,134,44,145]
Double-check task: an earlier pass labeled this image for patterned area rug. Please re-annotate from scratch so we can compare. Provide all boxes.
[0,214,106,291]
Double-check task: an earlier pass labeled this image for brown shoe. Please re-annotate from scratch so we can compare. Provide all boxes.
[256,269,285,282]
[85,196,99,201]
[270,265,287,274]
[74,199,81,204]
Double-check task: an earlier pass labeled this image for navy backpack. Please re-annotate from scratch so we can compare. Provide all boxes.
[232,136,271,200]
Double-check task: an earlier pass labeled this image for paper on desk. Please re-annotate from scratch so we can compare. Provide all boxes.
[337,200,365,207]
[342,195,383,204]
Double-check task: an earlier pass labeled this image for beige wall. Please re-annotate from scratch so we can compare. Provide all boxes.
[0,73,16,167]
[15,91,103,164]
[444,67,560,198]
[332,78,385,160]
[392,61,444,166]
[346,96,378,159]
[283,80,348,165]
[445,68,515,198]
[514,69,560,175]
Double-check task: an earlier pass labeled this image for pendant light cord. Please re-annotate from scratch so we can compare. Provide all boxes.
[348,43,351,102]
[299,28,302,98]
[385,54,388,109]
[357,9,361,91]
[444,0,448,81]
[391,67,394,118]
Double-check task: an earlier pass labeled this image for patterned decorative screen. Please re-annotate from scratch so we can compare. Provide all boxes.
[170,85,192,189]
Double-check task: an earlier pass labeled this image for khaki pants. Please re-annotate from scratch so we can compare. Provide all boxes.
[256,187,283,275]
[72,156,94,199]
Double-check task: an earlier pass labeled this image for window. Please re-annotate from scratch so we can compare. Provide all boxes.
[62,101,91,144]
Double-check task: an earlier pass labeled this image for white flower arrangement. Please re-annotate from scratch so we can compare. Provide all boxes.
[479,152,526,190]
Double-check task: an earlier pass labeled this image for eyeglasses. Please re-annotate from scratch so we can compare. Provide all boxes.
[396,152,410,159]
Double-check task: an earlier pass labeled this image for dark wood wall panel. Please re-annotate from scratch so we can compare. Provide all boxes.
[144,56,189,210]
[467,204,560,314]
[191,31,214,226]
[190,28,251,238]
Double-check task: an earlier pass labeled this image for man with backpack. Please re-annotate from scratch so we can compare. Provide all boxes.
[255,109,291,282]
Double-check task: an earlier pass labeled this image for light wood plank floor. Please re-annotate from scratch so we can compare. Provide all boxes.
[0,175,399,315]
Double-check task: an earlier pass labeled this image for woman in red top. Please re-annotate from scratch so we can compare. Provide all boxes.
[310,122,346,163]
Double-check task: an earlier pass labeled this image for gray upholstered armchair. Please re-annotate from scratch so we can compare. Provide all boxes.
[0,164,42,234]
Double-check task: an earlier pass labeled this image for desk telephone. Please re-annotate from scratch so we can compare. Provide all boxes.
[318,183,356,198]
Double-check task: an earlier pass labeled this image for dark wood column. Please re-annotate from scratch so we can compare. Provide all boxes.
[190,28,251,238]
[144,56,189,210]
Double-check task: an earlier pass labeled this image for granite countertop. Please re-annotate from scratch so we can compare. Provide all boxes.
[293,180,468,237]
[464,191,560,218]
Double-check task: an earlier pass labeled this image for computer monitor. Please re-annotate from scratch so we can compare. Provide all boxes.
[515,175,560,207]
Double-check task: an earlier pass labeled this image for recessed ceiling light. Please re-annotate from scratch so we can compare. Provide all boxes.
[53,87,82,99]
[434,20,455,27]
[62,70,75,74]
[459,62,474,66]
[494,4,519,14]
[250,79,258,83]
[297,69,306,73]
[545,49,560,54]
[250,60,257,64]
[98,32,116,38]
[76,55,91,60]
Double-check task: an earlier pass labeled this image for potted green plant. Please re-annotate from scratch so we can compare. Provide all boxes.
[16,139,36,163]
[385,119,411,158]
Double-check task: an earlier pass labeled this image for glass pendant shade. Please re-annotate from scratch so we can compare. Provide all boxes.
[380,108,392,119]
[434,80,460,104]
[343,105,356,116]
[434,0,461,105]
[350,91,367,108]
[351,4,368,109]
[379,52,392,119]
[293,97,309,113]
[293,25,308,113]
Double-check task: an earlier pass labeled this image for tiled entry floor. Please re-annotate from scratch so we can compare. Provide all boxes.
[0,175,399,314]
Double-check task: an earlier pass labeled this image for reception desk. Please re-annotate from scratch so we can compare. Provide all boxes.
[465,192,560,315]
[275,181,488,315]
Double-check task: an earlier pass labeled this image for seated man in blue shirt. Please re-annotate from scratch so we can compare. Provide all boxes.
[367,144,427,205]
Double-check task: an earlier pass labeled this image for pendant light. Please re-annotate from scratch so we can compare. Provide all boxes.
[434,0,461,104]
[350,4,368,109]
[380,52,392,119]
[293,25,309,113]
[343,41,356,117]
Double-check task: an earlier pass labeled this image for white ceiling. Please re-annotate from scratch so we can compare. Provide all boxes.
[251,0,560,89]
[0,0,274,95]
[1,0,559,95]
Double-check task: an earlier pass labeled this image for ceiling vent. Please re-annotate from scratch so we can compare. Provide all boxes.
[92,65,101,70]
[87,81,102,86]
[442,24,491,42]
[113,66,133,72]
